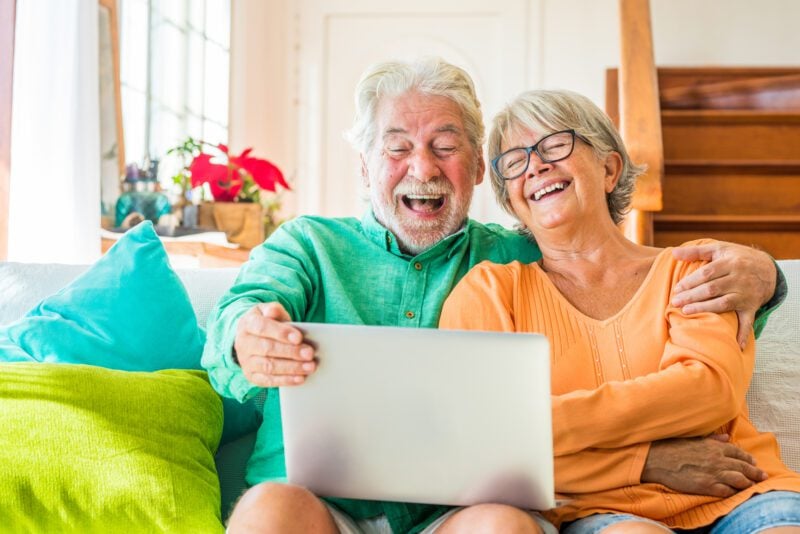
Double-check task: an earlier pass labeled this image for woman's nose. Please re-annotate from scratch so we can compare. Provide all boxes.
[525,153,553,178]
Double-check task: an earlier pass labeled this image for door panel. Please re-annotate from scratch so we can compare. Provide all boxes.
[295,0,535,227]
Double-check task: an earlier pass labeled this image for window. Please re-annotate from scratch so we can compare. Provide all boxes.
[119,0,230,189]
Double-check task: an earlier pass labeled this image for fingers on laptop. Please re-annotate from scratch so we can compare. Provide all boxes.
[247,355,316,386]
[245,303,309,346]
[235,303,318,386]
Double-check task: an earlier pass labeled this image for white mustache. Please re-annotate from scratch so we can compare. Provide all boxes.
[393,179,453,197]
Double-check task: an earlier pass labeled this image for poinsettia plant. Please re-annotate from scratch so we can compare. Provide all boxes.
[186,141,290,202]
[167,137,291,237]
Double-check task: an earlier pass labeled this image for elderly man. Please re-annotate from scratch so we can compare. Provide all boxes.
[202,58,783,534]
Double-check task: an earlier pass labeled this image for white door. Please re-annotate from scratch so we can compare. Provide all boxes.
[293,0,540,227]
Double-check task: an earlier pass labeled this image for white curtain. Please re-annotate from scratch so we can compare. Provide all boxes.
[9,0,100,263]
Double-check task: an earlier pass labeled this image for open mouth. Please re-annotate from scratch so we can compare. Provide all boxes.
[531,181,571,202]
[401,194,446,214]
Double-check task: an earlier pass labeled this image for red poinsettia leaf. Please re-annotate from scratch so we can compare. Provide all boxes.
[237,156,290,192]
[238,147,253,159]
[190,152,248,201]
[189,153,226,188]
[217,143,230,154]
[208,177,241,201]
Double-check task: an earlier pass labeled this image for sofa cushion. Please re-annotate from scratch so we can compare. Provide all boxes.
[0,362,224,533]
[0,221,205,371]
[747,259,800,473]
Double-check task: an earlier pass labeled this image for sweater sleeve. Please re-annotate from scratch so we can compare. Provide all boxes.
[201,219,319,402]
[553,259,755,456]
[555,443,651,493]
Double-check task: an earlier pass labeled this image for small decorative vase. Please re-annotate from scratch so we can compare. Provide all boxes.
[115,188,170,227]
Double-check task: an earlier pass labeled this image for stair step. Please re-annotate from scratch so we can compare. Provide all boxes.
[653,229,800,260]
[661,160,800,216]
[662,109,800,123]
[660,74,800,110]
[661,110,800,161]
[654,214,800,231]
[665,160,800,173]
[655,67,800,92]
[653,215,800,259]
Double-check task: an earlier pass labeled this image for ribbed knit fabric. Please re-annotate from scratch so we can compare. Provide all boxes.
[440,247,800,529]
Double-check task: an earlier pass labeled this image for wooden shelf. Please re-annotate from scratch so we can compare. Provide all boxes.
[101,237,250,268]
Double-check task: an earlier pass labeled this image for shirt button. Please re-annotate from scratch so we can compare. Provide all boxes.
[405,311,415,319]
[414,262,423,270]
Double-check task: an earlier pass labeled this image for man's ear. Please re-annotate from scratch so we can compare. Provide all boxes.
[360,154,369,187]
[604,152,623,193]
[474,154,486,185]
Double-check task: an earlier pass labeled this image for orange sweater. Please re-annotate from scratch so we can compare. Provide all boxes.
[439,248,800,529]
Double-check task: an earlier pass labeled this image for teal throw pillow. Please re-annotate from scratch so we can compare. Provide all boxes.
[1,221,204,371]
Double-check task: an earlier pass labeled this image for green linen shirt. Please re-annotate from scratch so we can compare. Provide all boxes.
[201,211,785,534]
[201,212,541,533]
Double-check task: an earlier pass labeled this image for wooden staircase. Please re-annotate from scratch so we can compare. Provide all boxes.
[607,67,800,259]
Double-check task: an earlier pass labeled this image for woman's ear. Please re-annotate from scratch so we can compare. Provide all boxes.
[360,154,369,187]
[604,152,623,193]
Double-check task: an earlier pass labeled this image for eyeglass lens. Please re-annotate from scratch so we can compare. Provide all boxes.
[496,130,575,179]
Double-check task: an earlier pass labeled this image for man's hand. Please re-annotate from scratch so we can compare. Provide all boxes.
[233,302,316,387]
[641,435,767,498]
[671,241,777,348]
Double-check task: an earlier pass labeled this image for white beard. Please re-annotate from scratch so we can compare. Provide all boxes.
[371,177,473,255]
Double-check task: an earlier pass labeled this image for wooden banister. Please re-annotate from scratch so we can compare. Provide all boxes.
[0,0,15,261]
[617,0,663,245]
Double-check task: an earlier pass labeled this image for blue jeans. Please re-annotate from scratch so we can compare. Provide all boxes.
[562,491,800,534]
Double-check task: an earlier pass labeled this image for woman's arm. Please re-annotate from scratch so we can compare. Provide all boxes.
[553,258,755,456]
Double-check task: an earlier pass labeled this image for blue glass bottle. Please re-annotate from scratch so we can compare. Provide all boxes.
[115,162,171,227]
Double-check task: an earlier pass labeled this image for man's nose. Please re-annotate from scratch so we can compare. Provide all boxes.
[407,150,439,182]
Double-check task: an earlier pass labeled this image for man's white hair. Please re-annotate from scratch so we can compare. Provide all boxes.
[346,58,485,155]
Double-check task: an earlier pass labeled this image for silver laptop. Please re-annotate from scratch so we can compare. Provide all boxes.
[279,322,555,510]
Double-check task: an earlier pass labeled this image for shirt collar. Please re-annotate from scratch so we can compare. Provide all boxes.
[360,210,471,260]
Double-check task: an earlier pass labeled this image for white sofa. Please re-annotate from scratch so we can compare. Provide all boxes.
[0,259,798,519]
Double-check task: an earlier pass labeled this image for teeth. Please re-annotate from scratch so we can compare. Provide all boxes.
[406,194,443,200]
[533,182,567,201]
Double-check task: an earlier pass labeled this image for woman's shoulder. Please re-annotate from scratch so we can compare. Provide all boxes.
[467,259,535,280]
[649,239,715,288]
[455,260,542,301]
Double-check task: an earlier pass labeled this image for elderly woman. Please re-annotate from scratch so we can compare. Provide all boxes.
[439,89,800,533]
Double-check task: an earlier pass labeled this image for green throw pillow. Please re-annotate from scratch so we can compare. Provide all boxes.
[0,363,224,533]
[1,221,204,371]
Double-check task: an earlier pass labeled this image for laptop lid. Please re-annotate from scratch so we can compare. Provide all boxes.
[279,322,555,510]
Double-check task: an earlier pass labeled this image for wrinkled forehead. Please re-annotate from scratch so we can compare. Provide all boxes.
[376,91,466,129]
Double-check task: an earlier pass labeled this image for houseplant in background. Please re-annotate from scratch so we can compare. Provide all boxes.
[168,138,290,248]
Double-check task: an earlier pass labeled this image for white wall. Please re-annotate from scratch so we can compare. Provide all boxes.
[540,0,800,106]
[229,0,800,222]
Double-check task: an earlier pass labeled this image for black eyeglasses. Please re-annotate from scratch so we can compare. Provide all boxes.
[492,129,583,180]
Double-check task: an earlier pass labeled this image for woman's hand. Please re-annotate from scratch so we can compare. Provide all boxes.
[671,241,777,348]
